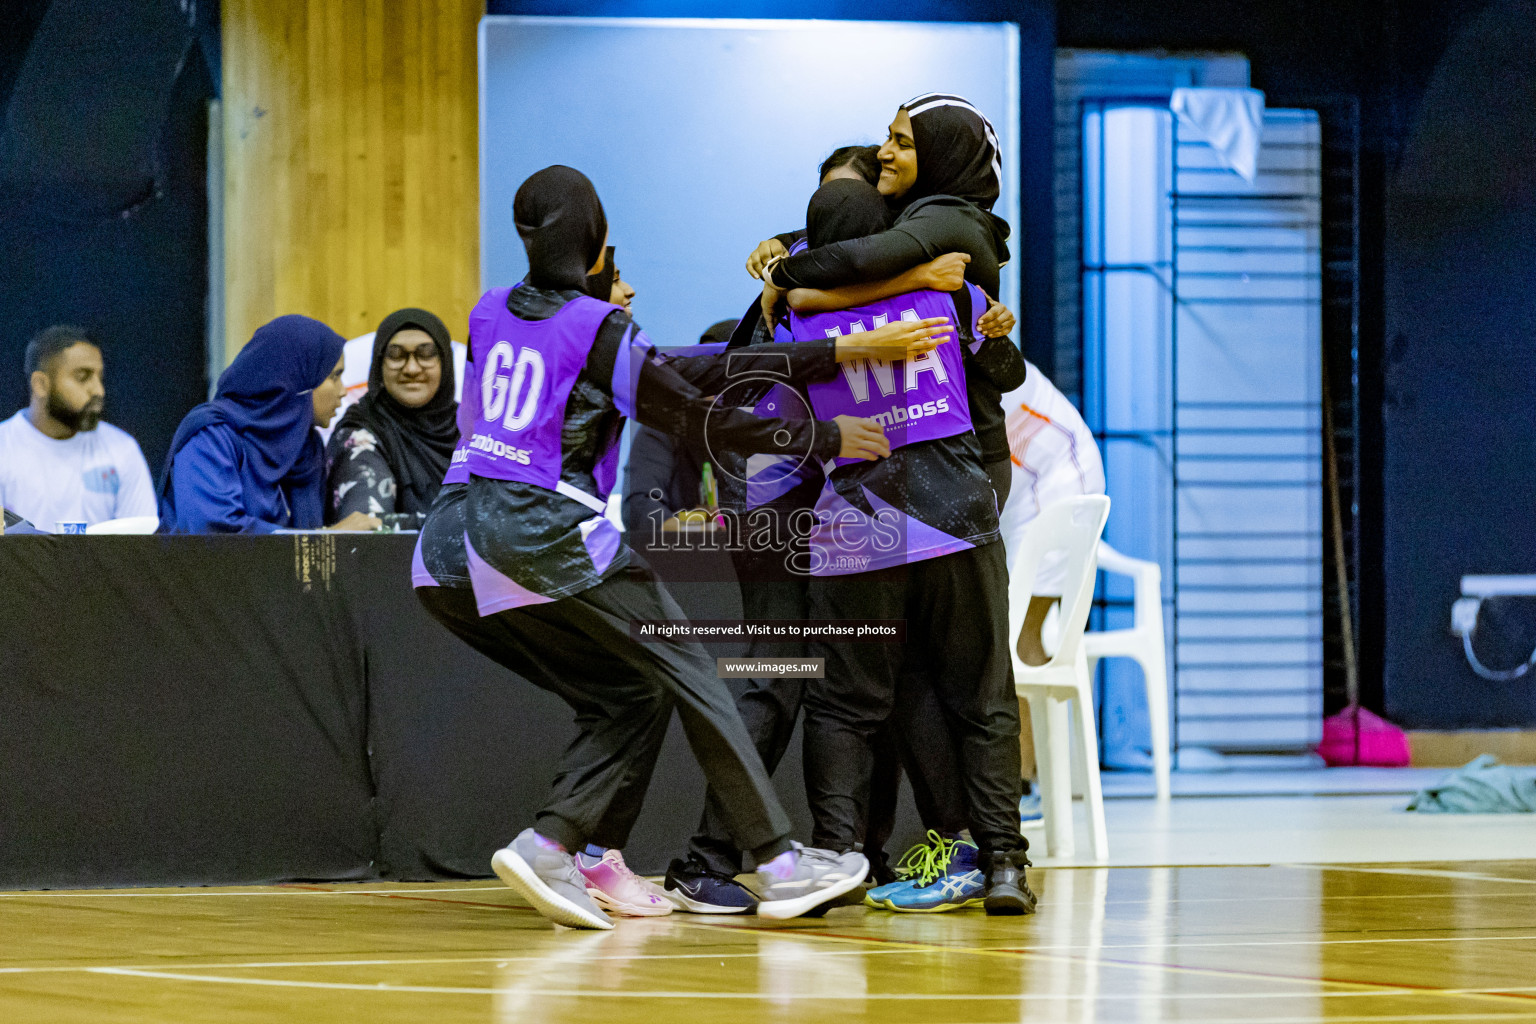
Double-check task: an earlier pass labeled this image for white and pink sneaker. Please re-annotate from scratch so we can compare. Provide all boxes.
[577,849,673,917]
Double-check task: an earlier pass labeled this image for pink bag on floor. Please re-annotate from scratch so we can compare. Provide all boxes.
[1317,706,1412,767]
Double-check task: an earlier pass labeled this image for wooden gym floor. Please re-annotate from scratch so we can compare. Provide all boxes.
[4,859,1536,1023]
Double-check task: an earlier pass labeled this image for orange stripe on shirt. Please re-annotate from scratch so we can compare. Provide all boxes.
[1006,402,1054,464]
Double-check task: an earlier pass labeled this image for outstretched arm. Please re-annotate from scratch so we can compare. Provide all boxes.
[662,317,955,397]
[588,312,892,463]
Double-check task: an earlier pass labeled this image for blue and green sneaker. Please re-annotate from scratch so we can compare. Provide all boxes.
[864,830,946,908]
[864,877,915,907]
[867,831,985,913]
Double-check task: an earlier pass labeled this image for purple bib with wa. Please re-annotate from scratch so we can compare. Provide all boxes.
[787,286,974,468]
[463,286,615,488]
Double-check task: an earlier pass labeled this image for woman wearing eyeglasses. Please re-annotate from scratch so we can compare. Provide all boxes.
[325,308,459,528]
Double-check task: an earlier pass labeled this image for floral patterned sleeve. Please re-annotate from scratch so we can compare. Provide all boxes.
[327,426,397,522]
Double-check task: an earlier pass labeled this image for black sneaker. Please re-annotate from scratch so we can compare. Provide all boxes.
[867,848,899,887]
[663,858,757,914]
[983,857,1038,916]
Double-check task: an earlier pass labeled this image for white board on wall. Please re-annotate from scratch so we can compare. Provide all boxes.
[479,16,1020,353]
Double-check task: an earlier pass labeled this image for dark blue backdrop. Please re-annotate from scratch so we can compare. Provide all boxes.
[0,0,219,474]
[1382,0,1536,729]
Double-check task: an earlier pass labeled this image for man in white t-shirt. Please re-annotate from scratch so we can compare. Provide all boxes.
[0,326,157,531]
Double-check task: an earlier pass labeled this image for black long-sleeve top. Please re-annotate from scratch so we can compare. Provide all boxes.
[769,196,1008,300]
[767,196,1020,462]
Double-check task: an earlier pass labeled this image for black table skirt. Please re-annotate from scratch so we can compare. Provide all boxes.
[0,534,918,889]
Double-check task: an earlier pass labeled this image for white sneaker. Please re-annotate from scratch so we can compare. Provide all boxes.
[492,829,614,930]
[576,849,673,917]
[752,844,869,920]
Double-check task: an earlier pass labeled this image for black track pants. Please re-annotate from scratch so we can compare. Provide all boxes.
[415,564,793,861]
[803,542,1025,859]
[864,674,973,867]
[688,545,810,875]
[865,672,979,864]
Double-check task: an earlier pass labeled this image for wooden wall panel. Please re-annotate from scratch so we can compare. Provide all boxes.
[221,0,481,364]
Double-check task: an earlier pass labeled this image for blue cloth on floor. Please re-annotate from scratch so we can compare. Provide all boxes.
[1405,755,1536,813]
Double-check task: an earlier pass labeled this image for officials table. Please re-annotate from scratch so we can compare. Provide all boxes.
[0,534,918,889]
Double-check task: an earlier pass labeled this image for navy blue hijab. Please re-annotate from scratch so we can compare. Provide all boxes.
[159,315,346,530]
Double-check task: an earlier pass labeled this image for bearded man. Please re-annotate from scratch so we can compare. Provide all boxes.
[0,326,156,531]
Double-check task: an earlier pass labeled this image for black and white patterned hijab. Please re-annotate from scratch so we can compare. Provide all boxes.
[900,92,1003,212]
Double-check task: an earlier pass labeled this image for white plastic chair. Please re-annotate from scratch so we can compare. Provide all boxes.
[1083,542,1172,802]
[85,516,160,535]
[1009,494,1111,862]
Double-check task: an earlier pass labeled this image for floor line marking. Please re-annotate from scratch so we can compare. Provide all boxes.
[78,966,1536,1002]
[1316,866,1536,886]
[68,967,1442,1000]
[1186,1016,1536,1024]
[1053,955,1536,1005]
[6,888,1533,909]
[1057,933,1536,951]
[0,947,914,975]
[671,917,1536,1006]
[671,918,1380,990]
[8,930,1536,976]
[320,891,529,912]
[282,882,548,914]
[0,886,511,899]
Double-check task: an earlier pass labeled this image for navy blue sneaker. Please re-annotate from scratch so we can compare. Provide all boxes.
[662,858,757,914]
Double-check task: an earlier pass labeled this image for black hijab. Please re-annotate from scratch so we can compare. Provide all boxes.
[901,92,1003,211]
[807,178,894,249]
[514,165,610,295]
[327,308,458,515]
[585,245,616,302]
